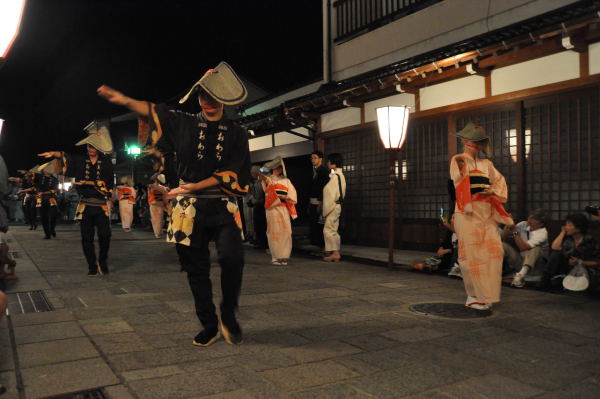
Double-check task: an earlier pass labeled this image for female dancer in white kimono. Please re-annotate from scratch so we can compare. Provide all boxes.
[450,122,513,310]
[116,176,136,232]
[148,174,168,239]
[260,157,297,266]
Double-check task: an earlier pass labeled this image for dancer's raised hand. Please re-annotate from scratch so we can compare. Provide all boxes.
[38,151,60,158]
[97,85,128,106]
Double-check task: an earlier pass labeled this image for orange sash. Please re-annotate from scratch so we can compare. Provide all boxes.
[265,183,297,220]
[117,187,136,204]
[455,169,510,217]
[148,189,164,205]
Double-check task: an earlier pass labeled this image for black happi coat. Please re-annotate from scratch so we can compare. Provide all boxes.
[151,103,250,196]
[38,174,58,203]
[61,152,114,201]
[148,103,251,246]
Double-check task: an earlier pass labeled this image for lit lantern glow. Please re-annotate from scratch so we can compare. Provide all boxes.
[0,0,27,59]
[376,106,410,150]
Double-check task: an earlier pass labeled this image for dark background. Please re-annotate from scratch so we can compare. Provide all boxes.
[0,0,323,173]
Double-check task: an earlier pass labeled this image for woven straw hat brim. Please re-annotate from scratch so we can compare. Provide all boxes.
[179,61,248,105]
[76,126,113,153]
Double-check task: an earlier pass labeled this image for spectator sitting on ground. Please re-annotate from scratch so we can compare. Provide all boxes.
[0,276,6,395]
[540,213,600,290]
[502,209,549,288]
[441,214,462,278]
[414,215,460,274]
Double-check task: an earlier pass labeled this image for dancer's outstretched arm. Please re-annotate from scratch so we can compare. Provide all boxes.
[97,85,150,117]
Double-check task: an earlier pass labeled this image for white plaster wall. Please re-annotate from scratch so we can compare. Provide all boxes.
[321,107,361,131]
[419,75,485,111]
[491,51,579,96]
[249,135,272,152]
[332,0,578,81]
[274,128,310,146]
[589,42,600,75]
[364,93,415,122]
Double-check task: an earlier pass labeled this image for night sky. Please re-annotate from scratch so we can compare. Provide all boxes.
[0,0,323,173]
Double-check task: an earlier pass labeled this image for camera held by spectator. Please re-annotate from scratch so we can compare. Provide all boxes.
[585,205,600,222]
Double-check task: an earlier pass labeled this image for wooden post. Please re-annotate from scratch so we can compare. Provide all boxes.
[515,101,527,220]
[388,149,398,269]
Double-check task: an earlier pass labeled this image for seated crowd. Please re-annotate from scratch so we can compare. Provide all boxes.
[433,207,600,294]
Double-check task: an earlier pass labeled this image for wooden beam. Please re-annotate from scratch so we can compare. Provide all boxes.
[395,83,419,94]
[320,73,600,138]
[414,73,600,119]
[342,98,363,108]
[580,49,590,77]
[485,74,492,97]
[315,116,325,153]
[467,64,491,77]
[414,90,420,113]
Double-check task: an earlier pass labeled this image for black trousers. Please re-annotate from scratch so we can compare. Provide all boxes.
[25,198,37,227]
[308,203,324,248]
[80,205,111,270]
[540,251,572,287]
[252,204,267,249]
[176,219,244,331]
[40,202,57,238]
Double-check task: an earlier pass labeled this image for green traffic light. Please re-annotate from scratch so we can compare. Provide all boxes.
[127,145,141,155]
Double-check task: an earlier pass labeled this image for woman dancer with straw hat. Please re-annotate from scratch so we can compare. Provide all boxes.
[450,122,513,311]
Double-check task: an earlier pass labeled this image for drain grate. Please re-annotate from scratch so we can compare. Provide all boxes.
[410,302,492,318]
[40,388,106,399]
[7,290,54,314]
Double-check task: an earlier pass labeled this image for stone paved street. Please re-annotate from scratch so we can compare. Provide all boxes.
[1,224,600,399]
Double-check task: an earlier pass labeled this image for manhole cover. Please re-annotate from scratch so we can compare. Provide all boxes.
[410,302,492,318]
[41,388,106,399]
[7,290,54,314]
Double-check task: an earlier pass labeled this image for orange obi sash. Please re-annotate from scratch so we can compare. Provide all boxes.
[148,189,164,205]
[117,187,136,203]
[455,169,510,217]
[265,183,297,220]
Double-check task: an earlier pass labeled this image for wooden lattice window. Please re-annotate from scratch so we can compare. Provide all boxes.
[326,127,388,219]
[398,119,449,219]
[525,91,600,220]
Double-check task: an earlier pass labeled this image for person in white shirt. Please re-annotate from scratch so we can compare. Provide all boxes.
[322,153,346,262]
[502,209,549,288]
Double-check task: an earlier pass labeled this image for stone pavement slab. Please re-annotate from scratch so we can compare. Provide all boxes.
[17,337,100,368]
[13,321,84,344]
[260,360,360,391]
[21,357,119,399]
[2,224,600,399]
[126,370,237,399]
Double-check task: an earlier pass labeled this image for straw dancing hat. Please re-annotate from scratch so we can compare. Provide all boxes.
[37,159,61,175]
[456,122,488,142]
[119,175,133,186]
[76,126,114,154]
[263,156,287,177]
[179,61,248,105]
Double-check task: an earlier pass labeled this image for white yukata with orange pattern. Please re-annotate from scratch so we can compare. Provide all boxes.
[262,175,297,261]
[450,155,514,304]
[116,185,136,230]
